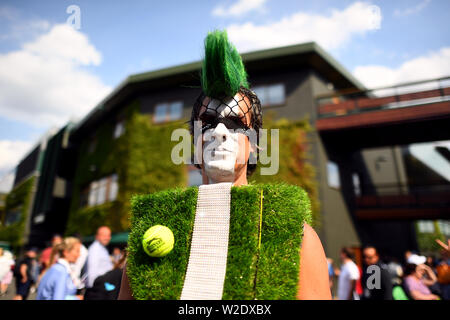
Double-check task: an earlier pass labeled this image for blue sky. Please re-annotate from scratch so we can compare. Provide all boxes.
[0,0,449,190]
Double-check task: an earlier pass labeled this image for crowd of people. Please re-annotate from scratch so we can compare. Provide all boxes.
[328,238,450,300]
[1,227,449,300]
[0,226,126,300]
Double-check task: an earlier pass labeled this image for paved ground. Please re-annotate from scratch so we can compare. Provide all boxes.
[0,278,37,300]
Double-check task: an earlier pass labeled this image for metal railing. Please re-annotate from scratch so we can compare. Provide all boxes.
[316,76,450,118]
[355,183,450,209]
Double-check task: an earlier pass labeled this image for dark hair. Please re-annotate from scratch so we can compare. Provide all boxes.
[362,245,379,256]
[189,86,263,177]
[341,247,355,260]
[403,263,417,276]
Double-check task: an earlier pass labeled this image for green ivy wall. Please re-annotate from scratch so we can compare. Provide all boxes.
[0,176,35,251]
[65,101,188,237]
[250,113,320,228]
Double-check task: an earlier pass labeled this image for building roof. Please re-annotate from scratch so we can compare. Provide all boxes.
[71,41,365,138]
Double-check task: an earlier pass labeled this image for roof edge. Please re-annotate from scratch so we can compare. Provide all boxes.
[72,41,364,133]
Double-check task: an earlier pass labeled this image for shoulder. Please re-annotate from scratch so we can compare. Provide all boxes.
[350,261,359,270]
[297,223,331,300]
[88,241,101,253]
[42,264,66,282]
[50,263,67,275]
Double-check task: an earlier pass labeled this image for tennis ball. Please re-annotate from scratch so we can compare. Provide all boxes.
[142,225,174,257]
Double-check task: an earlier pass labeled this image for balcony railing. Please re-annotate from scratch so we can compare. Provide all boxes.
[355,183,450,209]
[316,76,450,118]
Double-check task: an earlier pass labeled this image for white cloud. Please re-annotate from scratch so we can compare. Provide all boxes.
[0,171,15,193]
[0,139,32,177]
[394,0,431,17]
[353,47,450,89]
[212,0,267,18]
[0,23,111,128]
[225,1,382,52]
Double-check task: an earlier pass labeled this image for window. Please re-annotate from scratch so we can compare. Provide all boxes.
[327,161,340,189]
[88,181,99,206]
[352,173,361,196]
[169,101,183,121]
[437,220,450,237]
[154,103,168,123]
[86,174,119,207]
[154,101,183,123]
[114,120,125,138]
[252,84,285,107]
[97,177,108,205]
[417,220,434,234]
[109,174,118,201]
[5,206,22,226]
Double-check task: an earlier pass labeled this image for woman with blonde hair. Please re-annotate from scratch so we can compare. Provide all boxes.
[36,237,83,300]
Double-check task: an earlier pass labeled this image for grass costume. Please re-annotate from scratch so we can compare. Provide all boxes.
[125,31,313,300]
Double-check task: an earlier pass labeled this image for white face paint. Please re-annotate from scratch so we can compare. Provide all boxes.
[201,94,245,184]
[203,123,239,183]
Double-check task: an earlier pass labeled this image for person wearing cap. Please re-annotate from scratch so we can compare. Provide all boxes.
[13,247,38,300]
[403,254,439,300]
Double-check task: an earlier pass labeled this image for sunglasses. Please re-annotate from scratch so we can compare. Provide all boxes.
[199,113,250,134]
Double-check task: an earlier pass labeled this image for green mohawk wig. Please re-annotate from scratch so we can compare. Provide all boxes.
[201,30,249,98]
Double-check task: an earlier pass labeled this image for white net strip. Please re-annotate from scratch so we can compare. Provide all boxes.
[180,182,232,300]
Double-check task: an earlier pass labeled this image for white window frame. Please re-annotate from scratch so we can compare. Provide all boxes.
[87,174,119,207]
[154,101,183,123]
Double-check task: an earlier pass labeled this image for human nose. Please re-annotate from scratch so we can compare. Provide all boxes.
[211,122,230,142]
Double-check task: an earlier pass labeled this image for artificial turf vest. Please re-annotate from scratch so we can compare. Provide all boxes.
[126,183,312,300]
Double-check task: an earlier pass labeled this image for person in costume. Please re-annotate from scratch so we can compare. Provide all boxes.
[118,30,330,300]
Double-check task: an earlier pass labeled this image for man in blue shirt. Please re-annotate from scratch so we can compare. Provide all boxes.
[86,226,113,288]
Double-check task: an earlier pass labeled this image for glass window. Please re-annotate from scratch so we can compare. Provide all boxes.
[109,174,118,201]
[352,173,361,196]
[86,174,118,207]
[252,84,285,107]
[268,84,285,105]
[114,120,125,138]
[88,181,99,206]
[188,169,203,186]
[252,86,267,106]
[417,220,434,233]
[169,101,183,120]
[5,206,22,226]
[437,220,450,236]
[154,103,168,123]
[97,178,108,205]
[327,161,340,189]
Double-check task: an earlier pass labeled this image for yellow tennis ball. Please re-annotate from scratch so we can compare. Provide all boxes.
[142,225,174,257]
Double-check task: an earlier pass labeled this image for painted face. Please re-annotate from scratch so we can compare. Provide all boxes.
[198,93,252,184]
